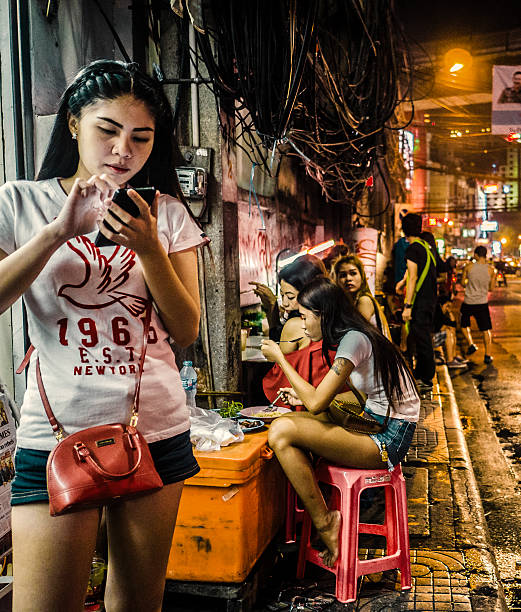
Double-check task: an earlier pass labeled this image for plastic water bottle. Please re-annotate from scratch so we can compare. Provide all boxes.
[180,361,197,408]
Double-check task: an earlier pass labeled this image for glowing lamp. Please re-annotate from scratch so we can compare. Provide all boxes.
[449,63,464,73]
[443,48,472,73]
[428,218,437,226]
[308,239,335,255]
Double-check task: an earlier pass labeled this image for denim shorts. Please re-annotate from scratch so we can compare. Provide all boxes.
[11,429,200,506]
[365,407,417,471]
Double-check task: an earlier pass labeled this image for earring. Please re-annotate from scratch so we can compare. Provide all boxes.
[71,132,77,140]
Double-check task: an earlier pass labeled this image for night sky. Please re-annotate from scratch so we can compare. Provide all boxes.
[395,0,521,43]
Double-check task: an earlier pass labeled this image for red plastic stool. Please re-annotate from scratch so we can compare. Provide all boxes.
[285,482,306,543]
[296,462,411,603]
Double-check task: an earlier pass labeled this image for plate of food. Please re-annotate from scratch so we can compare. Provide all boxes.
[237,418,265,433]
[239,406,292,424]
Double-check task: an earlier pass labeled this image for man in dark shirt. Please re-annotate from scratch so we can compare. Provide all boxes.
[498,71,521,104]
[396,213,437,393]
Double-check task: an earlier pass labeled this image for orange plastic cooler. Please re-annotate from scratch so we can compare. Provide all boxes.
[166,430,286,583]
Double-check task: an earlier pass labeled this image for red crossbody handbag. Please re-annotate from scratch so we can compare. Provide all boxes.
[36,302,163,516]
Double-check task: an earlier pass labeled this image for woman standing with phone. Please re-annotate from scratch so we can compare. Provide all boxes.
[0,60,207,611]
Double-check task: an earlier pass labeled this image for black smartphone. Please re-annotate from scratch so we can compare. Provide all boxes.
[94,187,156,248]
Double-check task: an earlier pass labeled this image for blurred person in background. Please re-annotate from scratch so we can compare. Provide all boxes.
[460,246,496,364]
[396,214,437,394]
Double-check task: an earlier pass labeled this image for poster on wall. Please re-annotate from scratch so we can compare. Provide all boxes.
[349,228,378,294]
[237,200,318,308]
[238,203,275,307]
[492,65,521,135]
[0,385,16,594]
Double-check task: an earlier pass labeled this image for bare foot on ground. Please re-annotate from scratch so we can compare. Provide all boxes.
[317,510,341,567]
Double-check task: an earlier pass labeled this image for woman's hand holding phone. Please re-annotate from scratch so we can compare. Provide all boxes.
[95,187,159,252]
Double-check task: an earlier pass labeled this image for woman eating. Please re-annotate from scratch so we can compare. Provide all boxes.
[261,277,419,567]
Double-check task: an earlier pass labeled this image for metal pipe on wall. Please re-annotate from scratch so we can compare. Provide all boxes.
[189,22,200,148]
[8,0,25,179]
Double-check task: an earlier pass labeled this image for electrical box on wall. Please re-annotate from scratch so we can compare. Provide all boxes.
[176,167,207,200]
[176,147,213,222]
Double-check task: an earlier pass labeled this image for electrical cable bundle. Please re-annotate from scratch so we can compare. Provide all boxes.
[288,0,415,205]
[193,0,318,172]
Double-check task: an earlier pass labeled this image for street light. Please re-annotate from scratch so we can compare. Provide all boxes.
[500,237,507,245]
[444,48,472,73]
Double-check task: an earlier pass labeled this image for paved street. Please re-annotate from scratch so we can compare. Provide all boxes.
[452,275,521,611]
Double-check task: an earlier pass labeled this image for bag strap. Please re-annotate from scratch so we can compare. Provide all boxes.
[405,238,436,335]
[36,302,152,442]
[346,375,391,429]
[409,238,436,309]
[129,302,152,427]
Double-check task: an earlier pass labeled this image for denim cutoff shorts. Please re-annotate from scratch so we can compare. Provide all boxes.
[11,429,200,506]
[365,407,416,471]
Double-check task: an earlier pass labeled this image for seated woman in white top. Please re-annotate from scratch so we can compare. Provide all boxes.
[261,277,419,568]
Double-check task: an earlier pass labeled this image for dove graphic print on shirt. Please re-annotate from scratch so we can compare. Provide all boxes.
[58,237,149,315]
[0,178,208,451]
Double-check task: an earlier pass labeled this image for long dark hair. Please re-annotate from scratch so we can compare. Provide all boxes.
[278,254,327,292]
[331,254,373,303]
[37,59,187,203]
[298,277,416,404]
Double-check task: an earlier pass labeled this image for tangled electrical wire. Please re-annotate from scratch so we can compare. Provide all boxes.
[191,0,318,172]
[171,0,420,209]
[288,0,416,205]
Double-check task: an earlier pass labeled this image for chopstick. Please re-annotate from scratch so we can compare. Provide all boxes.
[265,389,285,412]
[277,337,303,343]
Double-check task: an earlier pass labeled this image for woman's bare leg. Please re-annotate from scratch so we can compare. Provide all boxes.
[104,482,184,612]
[12,503,101,612]
[268,413,384,566]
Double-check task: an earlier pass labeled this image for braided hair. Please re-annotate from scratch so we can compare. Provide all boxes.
[37,60,185,201]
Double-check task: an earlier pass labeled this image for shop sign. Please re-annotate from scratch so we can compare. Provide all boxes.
[480,220,499,232]
[349,228,378,294]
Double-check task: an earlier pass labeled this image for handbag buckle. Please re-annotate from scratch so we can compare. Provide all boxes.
[74,442,90,461]
[129,413,138,428]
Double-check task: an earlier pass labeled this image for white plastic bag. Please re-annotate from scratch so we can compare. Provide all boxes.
[189,405,244,452]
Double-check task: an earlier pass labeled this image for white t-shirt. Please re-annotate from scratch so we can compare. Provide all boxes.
[335,330,419,422]
[0,178,208,450]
